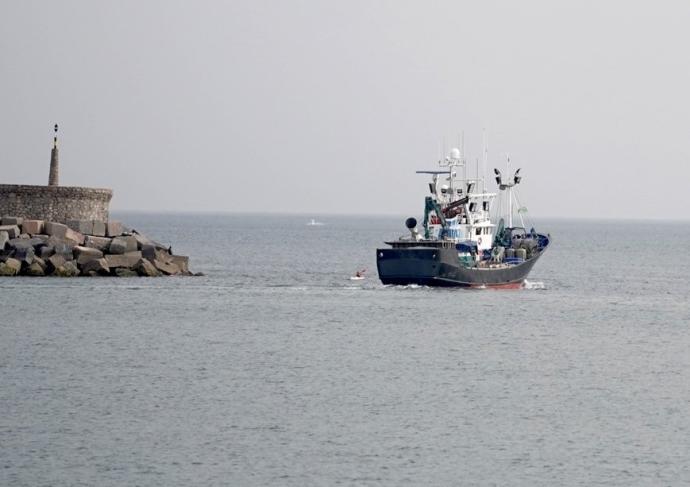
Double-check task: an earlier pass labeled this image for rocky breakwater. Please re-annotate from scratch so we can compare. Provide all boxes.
[0,216,193,277]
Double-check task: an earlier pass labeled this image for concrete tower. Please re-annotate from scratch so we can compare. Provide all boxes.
[48,123,59,186]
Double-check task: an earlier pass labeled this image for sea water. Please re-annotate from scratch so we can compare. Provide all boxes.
[2,214,690,486]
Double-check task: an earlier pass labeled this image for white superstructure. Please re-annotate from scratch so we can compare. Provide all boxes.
[421,147,497,251]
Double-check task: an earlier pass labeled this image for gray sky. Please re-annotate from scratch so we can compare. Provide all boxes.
[2,1,689,219]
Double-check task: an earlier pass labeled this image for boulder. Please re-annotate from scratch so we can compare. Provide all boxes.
[32,256,46,269]
[84,236,112,252]
[45,222,83,245]
[45,222,68,238]
[115,268,138,277]
[22,220,43,235]
[109,236,137,255]
[1,216,23,226]
[170,255,190,274]
[28,236,48,251]
[47,235,64,246]
[46,254,66,274]
[29,234,49,243]
[106,221,123,237]
[92,220,106,237]
[54,261,80,277]
[11,244,34,265]
[52,266,71,277]
[39,245,55,259]
[0,231,9,250]
[156,248,174,262]
[26,261,45,276]
[44,222,82,244]
[8,238,33,251]
[81,258,110,275]
[64,228,85,246]
[74,246,104,266]
[152,240,170,252]
[154,259,180,276]
[22,220,44,235]
[0,258,21,276]
[67,219,93,235]
[135,258,160,277]
[64,261,80,276]
[142,248,186,271]
[0,225,21,239]
[141,244,156,262]
[131,231,153,249]
[105,251,142,269]
[50,240,75,260]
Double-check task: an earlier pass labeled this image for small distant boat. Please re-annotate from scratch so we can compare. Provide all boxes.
[307,218,324,226]
[349,269,367,280]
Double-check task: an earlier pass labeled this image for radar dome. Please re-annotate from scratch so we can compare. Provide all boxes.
[450,147,461,160]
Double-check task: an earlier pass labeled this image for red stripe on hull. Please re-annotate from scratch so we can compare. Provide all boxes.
[470,281,524,290]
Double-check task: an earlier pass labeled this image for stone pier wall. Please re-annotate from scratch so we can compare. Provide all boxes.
[0,184,113,223]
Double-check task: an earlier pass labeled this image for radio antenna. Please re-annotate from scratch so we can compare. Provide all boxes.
[482,129,488,193]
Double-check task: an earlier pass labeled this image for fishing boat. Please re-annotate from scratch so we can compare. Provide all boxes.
[376,143,550,288]
[307,218,324,226]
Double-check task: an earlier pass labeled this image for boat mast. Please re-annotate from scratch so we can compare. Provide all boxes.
[475,157,479,190]
[507,154,512,227]
[482,129,487,194]
[461,132,466,182]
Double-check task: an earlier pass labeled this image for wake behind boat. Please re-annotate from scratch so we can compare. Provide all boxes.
[376,142,550,288]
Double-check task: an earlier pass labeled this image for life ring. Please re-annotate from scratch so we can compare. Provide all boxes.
[478,237,482,245]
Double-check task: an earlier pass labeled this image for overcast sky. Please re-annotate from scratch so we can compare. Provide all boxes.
[2,1,689,219]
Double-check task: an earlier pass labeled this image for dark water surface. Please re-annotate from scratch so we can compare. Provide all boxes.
[2,214,690,486]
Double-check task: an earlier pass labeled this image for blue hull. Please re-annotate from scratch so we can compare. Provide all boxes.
[376,236,549,288]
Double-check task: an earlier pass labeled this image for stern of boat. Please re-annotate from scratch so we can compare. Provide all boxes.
[376,247,443,286]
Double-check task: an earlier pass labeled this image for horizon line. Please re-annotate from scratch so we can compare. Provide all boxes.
[109,208,690,223]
